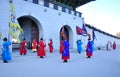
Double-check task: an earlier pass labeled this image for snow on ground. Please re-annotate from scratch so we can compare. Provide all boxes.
[0,47,120,77]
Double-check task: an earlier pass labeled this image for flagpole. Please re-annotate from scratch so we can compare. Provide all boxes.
[8,0,12,41]
[8,0,13,53]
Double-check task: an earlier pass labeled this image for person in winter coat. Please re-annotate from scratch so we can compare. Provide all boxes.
[32,38,37,52]
[76,39,83,54]
[20,38,27,55]
[37,38,46,58]
[61,37,70,63]
[113,41,116,50]
[48,39,53,53]
[2,37,12,63]
[86,38,93,58]
[106,41,112,51]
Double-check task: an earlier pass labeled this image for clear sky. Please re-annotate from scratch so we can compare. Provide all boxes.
[76,0,120,35]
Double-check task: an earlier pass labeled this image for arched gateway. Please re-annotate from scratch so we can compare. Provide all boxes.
[17,15,43,49]
[60,25,73,49]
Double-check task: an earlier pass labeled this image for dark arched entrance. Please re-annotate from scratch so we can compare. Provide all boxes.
[60,26,69,41]
[18,16,39,49]
[60,25,73,49]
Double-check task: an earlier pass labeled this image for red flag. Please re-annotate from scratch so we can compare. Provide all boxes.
[76,26,82,35]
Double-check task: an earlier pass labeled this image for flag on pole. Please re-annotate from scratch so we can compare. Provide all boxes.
[9,1,23,43]
[82,23,88,36]
[76,26,82,35]
[92,26,96,41]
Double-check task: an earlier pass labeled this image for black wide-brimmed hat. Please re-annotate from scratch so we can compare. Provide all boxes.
[3,37,8,41]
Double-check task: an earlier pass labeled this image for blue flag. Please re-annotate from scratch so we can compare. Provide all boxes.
[82,24,87,36]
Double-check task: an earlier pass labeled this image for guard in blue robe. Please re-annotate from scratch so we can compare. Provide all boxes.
[76,40,83,54]
[2,37,12,63]
[86,39,93,58]
[62,39,70,63]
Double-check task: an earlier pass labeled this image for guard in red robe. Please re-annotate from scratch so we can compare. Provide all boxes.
[113,41,116,50]
[37,38,46,58]
[32,38,37,52]
[48,39,53,53]
[20,38,27,55]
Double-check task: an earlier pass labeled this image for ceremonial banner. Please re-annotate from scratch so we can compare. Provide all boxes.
[82,23,88,36]
[9,1,23,43]
[76,26,82,35]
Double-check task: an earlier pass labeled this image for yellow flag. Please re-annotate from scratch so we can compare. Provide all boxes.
[10,3,15,12]
[9,2,23,43]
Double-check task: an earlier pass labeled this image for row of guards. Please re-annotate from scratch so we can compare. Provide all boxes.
[0,30,117,63]
[0,23,95,63]
[2,0,71,63]
[0,36,70,63]
[19,25,70,63]
[0,0,116,63]
[0,1,69,63]
[0,0,95,63]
